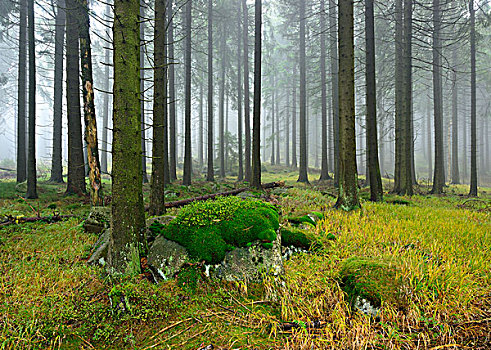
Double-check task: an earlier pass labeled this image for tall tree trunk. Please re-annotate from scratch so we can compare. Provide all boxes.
[237,1,243,180]
[100,4,111,174]
[109,0,146,275]
[402,0,413,195]
[243,0,251,182]
[469,0,477,196]
[182,0,192,186]
[451,45,460,184]
[140,1,148,184]
[394,0,403,193]
[297,0,309,183]
[329,0,339,186]
[319,0,331,180]
[206,0,214,182]
[79,0,103,205]
[251,0,262,189]
[275,89,280,165]
[292,70,297,169]
[168,0,177,181]
[199,73,204,169]
[365,0,383,201]
[65,0,85,195]
[427,98,432,180]
[285,90,290,167]
[270,76,275,165]
[432,0,445,194]
[219,22,226,179]
[16,0,27,183]
[50,0,65,183]
[149,0,167,216]
[335,0,359,210]
[26,0,37,199]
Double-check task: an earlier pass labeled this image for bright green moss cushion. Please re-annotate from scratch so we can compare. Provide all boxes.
[149,197,279,264]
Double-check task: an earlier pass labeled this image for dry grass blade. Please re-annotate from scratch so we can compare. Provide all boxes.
[149,317,193,340]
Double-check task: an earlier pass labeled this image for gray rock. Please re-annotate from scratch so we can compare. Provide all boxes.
[84,207,111,234]
[237,191,260,199]
[148,236,190,281]
[146,215,176,228]
[87,228,110,266]
[209,232,283,282]
[354,296,380,318]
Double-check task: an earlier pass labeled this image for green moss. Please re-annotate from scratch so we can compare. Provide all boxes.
[149,197,279,264]
[280,227,312,249]
[339,257,406,309]
[286,214,316,226]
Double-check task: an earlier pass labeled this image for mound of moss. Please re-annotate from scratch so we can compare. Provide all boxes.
[149,197,279,264]
[339,257,406,309]
[280,227,315,250]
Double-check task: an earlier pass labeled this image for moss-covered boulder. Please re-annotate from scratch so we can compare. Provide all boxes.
[148,197,279,264]
[339,257,407,313]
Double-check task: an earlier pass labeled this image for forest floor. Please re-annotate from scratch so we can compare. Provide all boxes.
[0,167,490,349]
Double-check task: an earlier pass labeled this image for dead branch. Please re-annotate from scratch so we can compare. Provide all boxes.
[163,181,285,209]
[0,214,75,227]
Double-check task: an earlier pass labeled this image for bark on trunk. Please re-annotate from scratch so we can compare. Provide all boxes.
[206,0,214,182]
[243,0,251,182]
[219,22,226,179]
[16,0,27,183]
[65,0,86,195]
[168,0,177,181]
[297,0,309,183]
[78,0,103,206]
[319,0,331,180]
[251,0,262,190]
[237,2,243,181]
[365,0,383,201]
[182,0,192,186]
[100,5,111,174]
[109,0,147,275]
[469,0,478,196]
[335,0,359,210]
[451,45,460,184]
[26,0,37,199]
[329,0,339,186]
[50,0,66,183]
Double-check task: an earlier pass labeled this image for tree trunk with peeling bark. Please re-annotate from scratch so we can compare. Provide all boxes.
[78,0,103,206]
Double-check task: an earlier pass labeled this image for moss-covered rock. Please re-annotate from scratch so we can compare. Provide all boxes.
[149,197,280,264]
[339,257,407,310]
[280,227,313,249]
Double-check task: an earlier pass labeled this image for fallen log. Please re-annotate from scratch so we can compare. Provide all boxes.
[0,214,75,227]
[163,181,285,209]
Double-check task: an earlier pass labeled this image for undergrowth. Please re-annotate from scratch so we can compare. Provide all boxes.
[0,175,490,349]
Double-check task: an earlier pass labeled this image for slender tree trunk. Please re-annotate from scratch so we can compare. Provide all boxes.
[100,5,111,174]
[149,0,167,216]
[469,0,477,196]
[168,0,177,181]
[462,95,467,179]
[237,3,243,181]
[206,0,214,182]
[140,1,148,184]
[251,0,262,189]
[65,0,85,195]
[286,90,290,167]
[319,0,330,180]
[427,98,432,180]
[16,0,27,183]
[242,0,251,182]
[329,0,339,186]
[26,0,37,199]
[78,0,103,205]
[365,0,383,201]
[275,89,280,165]
[394,0,403,193]
[219,22,226,178]
[270,76,275,165]
[109,0,146,275]
[199,73,204,169]
[182,0,192,186]
[50,0,66,183]
[335,0,359,210]
[402,0,413,195]
[297,0,309,183]
[292,71,297,169]
[432,0,445,194]
[451,46,460,184]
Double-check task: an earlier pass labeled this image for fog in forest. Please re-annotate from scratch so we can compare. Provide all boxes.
[0,0,490,189]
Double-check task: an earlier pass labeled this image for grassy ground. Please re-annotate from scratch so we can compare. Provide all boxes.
[0,168,490,349]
